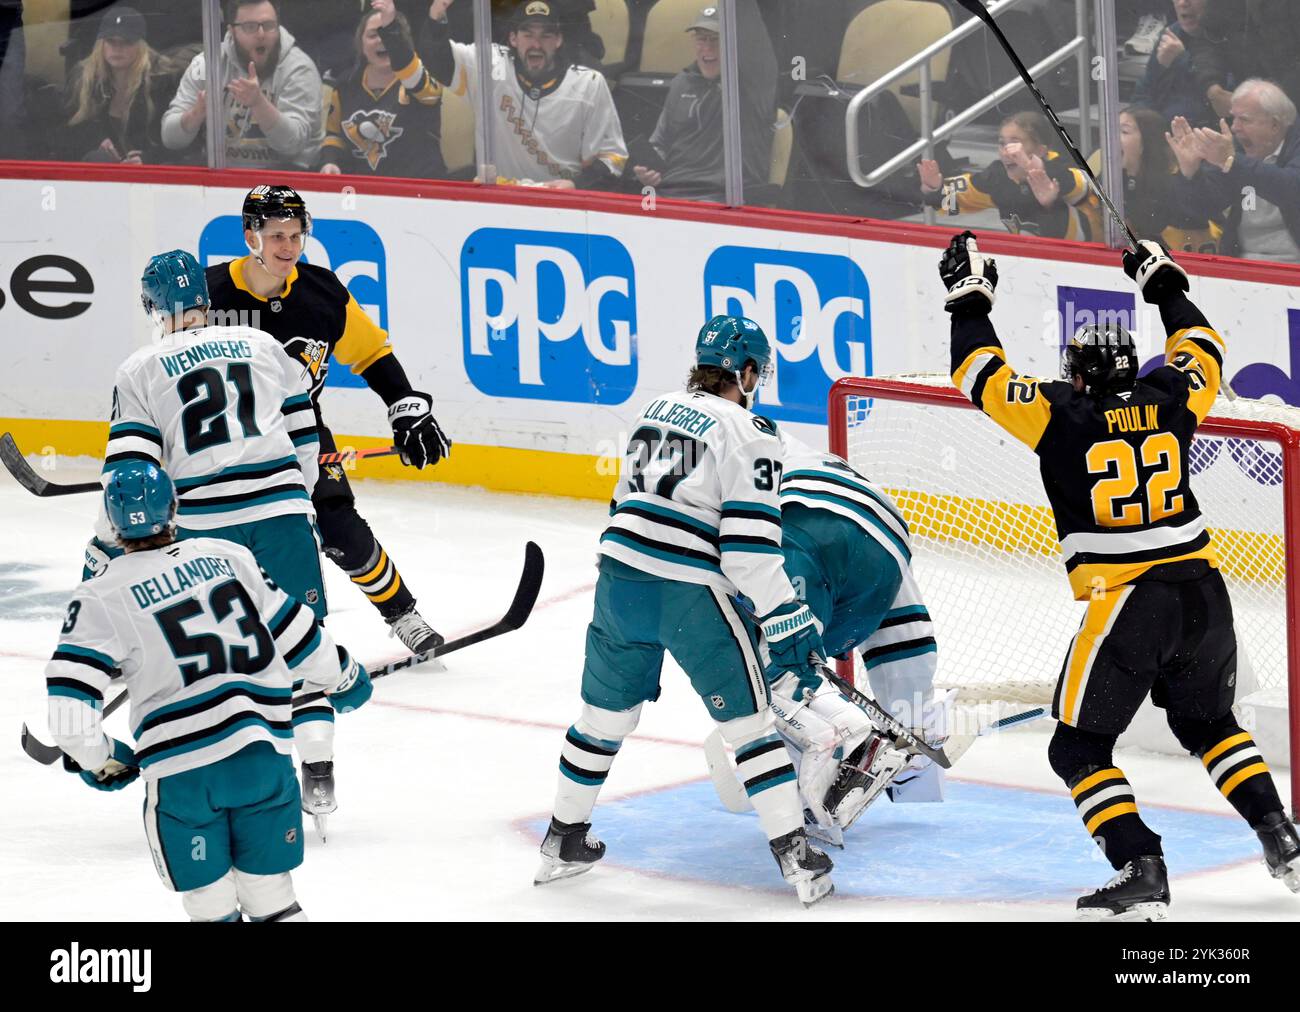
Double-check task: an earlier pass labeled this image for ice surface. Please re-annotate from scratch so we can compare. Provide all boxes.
[1,470,1296,921]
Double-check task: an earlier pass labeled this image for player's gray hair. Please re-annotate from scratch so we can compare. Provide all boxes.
[1234,79,1298,130]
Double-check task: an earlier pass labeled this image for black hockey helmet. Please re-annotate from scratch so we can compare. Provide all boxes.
[241,184,311,236]
[1062,324,1139,397]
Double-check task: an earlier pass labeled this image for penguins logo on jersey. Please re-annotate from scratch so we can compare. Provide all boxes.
[282,336,332,396]
[342,110,404,171]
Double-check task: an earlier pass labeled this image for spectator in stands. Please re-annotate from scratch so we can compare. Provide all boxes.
[0,0,25,158]
[1115,106,1221,253]
[1133,0,1235,127]
[416,0,624,189]
[321,0,445,178]
[917,111,1101,242]
[52,7,181,164]
[631,3,778,204]
[1167,78,1300,262]
[161,0,323,170]
[1202,0,1300,112]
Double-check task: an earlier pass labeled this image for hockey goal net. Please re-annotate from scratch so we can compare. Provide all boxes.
[829,375,1300,813]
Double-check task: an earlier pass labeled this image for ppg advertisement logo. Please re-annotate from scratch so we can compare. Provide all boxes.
[198,215,388,390]
[461,228,637,403]
[704,247,870,424]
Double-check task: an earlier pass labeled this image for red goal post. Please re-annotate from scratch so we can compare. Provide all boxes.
[828,375,1300,816]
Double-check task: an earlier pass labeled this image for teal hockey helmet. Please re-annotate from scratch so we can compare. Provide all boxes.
[104,461,177,541]
[695,315,773,377]
[141,249,209,318]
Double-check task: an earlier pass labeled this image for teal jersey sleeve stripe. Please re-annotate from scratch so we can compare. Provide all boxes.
[282,394,313,410]
[864,641,938,669]
[719,542,784,555]
[614,500,719,537]
[285,627,324,670]
[46,683,104,708]
[886,604,930,621]
[108,422,163,442]
[721,500,782,520]
[52,642,118,670]
[177,488,311,515]
[292,432,320,447]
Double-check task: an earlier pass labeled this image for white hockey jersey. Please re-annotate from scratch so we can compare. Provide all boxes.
[448,42,627,183]
[103,325,320,530]
[47,538,347,781]
[599,389,797,618]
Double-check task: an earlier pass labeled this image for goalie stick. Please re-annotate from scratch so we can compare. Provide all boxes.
[0,433,398,498]
[820,666,953,769]
[22,541,545,765]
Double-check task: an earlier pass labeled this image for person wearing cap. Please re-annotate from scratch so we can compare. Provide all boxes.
[417,0,626,189]
[53,5,182,164]
[161,0,324,170]
[631,2,777,204]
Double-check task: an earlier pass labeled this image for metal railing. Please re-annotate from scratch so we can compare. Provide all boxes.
[845,0,1092,214]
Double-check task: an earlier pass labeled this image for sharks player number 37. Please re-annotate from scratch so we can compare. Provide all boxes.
[537,315,834,906]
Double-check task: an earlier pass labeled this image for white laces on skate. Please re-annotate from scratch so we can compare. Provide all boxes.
[1098,862,1137,891]
[388,610,440,651]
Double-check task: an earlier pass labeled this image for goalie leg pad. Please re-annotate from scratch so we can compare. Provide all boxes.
[825,732,911,830]
[553,703,641,826]
[182,870,239,922]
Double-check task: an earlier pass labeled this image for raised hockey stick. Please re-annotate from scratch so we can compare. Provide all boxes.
[0,433,399,498]
[953,0,1139,250]
[22,542,545,765]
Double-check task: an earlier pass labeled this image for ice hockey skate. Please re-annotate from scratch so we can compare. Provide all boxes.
[770,828,834,907]
[387,607,445,656]
[1255,812,1300,892]
[1076,856,1170,921]
[301,761,337,842]
[535,818,605,885]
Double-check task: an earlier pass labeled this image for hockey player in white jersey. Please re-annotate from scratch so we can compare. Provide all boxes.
[764,430,949,847]
[419,0,627,189]
[536,315,834,906]
[86,249,342,837]
[48,462,372,921]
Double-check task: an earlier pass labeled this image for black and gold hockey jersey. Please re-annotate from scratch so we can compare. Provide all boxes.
[950,291,1225,600]
[321,19,446,179]
[925,150,1102,242]
[205,257,412,408]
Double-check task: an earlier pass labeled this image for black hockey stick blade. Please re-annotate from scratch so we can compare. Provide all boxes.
[20,722,64,765]
[0,433,101,497]
[368,541,545,680]
[21,687,128,766]
[821,666,952,769]
[953,0,1138,249]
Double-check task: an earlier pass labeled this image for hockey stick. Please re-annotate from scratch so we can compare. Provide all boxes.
[953,0,1139,250]
[820,666,953,769]
[22,542,545,765]
[0,433,399,498]
[367,540,544,680]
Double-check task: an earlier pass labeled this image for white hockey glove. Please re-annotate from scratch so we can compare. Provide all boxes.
[82,535,121,580]
[388,391,452,469]
[938,230,998,314]
[1122,239,1189,305]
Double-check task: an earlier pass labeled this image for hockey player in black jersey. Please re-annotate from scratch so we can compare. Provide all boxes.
[940,230,1300,920]
[206,185,452,655]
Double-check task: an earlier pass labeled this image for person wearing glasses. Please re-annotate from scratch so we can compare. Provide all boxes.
[161,0,324,170]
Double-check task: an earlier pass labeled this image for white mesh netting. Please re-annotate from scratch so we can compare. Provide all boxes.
[840,376,1296,708]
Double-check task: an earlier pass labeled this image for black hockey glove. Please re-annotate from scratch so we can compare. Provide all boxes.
[938,230,998,314]
[1122,239,1189,305]
[388,391,452,469]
